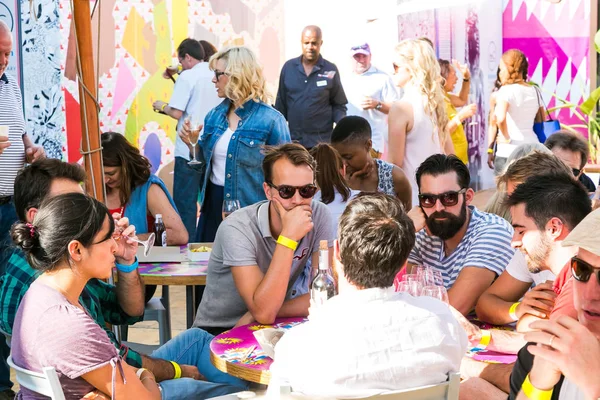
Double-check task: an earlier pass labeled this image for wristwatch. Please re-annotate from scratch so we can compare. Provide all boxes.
[375,102,383,111]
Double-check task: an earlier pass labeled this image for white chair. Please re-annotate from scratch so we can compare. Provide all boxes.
[207,373,460,400]
[7,355,65,400]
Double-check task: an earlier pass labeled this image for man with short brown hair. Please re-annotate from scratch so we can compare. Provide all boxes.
[194,143,334,333]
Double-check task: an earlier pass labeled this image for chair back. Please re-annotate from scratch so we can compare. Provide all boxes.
[7,356,65,400]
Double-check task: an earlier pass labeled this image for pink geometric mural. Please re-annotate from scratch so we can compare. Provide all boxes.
[503,0,591,130]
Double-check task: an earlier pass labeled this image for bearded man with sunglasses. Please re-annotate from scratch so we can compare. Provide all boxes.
[193,143,334,335]
[408,154,514,316]
[509,207,600,400]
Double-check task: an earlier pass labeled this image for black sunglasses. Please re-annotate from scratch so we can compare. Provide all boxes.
[268,182,318,200]
[214,70,227,81]
[571,256,600,285]
[418,189,467,208]
[572,167,581,177]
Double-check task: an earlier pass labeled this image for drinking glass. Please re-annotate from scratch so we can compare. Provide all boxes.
[422,285,450,304]
[187,114,203,165]
[114,232,155,257]
[396,282,411,294]
[222,199,241,220]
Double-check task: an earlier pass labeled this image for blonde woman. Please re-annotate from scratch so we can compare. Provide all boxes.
[388,39,454,206]
[493,49,542,173]
[181,46,290,241]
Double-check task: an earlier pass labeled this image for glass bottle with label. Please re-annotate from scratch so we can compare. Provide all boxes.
[154,214,167,247]
[310,240,335,307]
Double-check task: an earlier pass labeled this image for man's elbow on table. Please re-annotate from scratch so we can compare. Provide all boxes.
[250,308,278,325]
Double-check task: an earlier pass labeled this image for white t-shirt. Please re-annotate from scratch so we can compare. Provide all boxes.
[169,62,221,160]
[270,287,467,398]
[494,84,540,158]
[314,188,360,236]
[344,66,400,153]
[210,128,235,186]
[505,251,556,286]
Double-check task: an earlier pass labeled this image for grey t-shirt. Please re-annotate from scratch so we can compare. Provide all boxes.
[194,200,334,329]
[12,280,122,400]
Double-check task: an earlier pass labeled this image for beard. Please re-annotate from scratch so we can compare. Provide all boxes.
[425,203,468,241]
[522,233,552,274]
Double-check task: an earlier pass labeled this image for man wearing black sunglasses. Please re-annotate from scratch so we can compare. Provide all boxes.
[407,154,514,316]
[194,144,334,334]
[508,207,600,400]
[545,131,596,193]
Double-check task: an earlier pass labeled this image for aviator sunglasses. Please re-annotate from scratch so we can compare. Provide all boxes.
[418,188,467,208]
[267,182,318,199]
[571,256,600,285]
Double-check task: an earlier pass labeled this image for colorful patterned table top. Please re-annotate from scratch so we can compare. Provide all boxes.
[467,317,518,364]
[210,317,306,384]
[137,260,208,277]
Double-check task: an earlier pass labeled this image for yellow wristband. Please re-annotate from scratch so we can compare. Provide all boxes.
[487,148,494,154]
[522,374,553,400]
[170,361,182,379]
[277,235,298,251]
[477,329,491,350]
[161,103,167,111]
[509,302,520,321]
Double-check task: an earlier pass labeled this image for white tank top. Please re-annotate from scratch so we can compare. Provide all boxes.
[400,86,443,205]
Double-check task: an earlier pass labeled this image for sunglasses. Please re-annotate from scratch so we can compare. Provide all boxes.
[418,189,466,208]
[572,167,581,177]
[571,256,600,285]
[214,70,227,81]
[268,182,318,199]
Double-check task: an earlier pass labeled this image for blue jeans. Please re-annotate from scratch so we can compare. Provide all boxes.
[151,328,248,400]
[173,156,204,240]
[0,201,17,391]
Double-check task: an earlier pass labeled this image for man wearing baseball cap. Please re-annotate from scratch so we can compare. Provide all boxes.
[342,42,400,156]
[509,207,600,399]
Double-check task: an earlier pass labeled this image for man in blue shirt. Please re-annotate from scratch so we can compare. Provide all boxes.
[275,26,347,148]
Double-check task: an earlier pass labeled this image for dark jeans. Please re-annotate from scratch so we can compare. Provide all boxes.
[0,201,17,391]
[173,156,204,240]
[194,181,224,243]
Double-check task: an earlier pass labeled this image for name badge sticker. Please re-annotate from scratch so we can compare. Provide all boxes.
[316,80,327,87]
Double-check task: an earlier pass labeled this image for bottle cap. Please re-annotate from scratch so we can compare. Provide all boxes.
[319,240,328,251]
[156,214,163,220]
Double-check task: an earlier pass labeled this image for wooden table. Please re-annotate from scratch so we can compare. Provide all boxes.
[136,253,208,328]
[209,317,306,385]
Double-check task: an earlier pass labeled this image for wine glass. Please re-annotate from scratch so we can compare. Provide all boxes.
[114,232,155,257]
[222,199,241,220]
[187,114,203,166]
[422,285,450,304]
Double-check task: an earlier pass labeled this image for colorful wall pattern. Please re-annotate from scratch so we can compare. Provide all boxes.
[502,0,591,129]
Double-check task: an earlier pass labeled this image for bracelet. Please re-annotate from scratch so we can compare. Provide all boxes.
[476,329,491,350]
[463,78,470,82]
[161,103,167,111]
[509,302,521,321]
[170,361,182,379]
[136,368,148,379]
[487,148,494,154]
[276,235,298,251]
[522,374,553,400]
[115,257,139,273]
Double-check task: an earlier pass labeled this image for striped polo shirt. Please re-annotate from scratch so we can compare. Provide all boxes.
[0,73,26,197]
[408,206,515,289]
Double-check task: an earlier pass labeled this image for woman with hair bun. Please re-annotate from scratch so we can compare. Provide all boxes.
[10,192,161,399]
[388,38,455,206]
[492,49,543,173]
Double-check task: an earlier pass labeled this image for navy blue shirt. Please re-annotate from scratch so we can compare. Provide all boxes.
[275,55,347,148]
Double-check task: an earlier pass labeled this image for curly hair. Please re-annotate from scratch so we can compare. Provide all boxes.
[394,39,449,148]
[209,46,271,107]
[500,49,529,85]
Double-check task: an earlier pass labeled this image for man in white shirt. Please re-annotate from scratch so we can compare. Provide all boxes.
[343,43,399,155]
[271,193,467,398]
[152,38,221,239]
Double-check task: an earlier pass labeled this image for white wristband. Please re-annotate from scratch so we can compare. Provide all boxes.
[136,368,148,379]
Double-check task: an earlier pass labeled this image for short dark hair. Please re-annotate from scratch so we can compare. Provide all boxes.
[330,116,372,145]
[262,143,316,184]
[199,40,217,62]
[177,38,205,62]
[11,193,114,272]
[505,174,591,231]
[338,193,415,289]
[14,159,86,222]
[415,154,470,190]
[545,131,589,170]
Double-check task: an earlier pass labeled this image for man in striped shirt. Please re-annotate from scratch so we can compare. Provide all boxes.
[408,154,514,316]
[0,20,44,399]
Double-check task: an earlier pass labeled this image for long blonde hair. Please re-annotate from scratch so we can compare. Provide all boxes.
[209,46,271,107]
[394,39,449,148]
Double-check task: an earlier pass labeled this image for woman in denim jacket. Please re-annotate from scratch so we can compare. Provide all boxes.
[181,46,290,242]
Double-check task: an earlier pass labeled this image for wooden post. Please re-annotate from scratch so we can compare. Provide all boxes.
[72,0,105,203]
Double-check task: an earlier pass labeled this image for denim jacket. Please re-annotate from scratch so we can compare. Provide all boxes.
[199,98,291,207]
